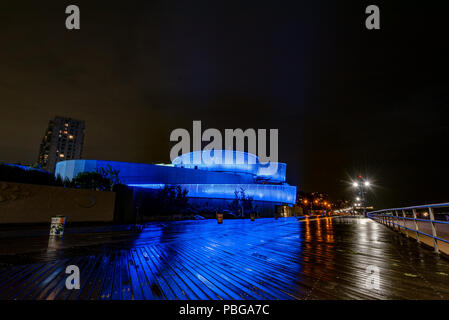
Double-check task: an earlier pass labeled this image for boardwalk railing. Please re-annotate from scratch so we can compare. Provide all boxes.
[368,203,449,254]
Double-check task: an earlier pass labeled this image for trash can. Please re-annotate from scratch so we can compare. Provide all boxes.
[216,213,223,224]
[50,216,66,236]
[250,212,256,221]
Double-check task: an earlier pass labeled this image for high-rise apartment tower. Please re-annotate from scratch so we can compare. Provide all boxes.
[38,116,85,173]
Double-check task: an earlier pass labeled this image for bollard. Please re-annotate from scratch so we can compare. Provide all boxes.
[216,213,223,224]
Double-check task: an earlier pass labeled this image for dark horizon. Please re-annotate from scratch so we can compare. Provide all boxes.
[1,1,448,209]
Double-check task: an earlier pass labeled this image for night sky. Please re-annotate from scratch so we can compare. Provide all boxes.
[1,1,448,208]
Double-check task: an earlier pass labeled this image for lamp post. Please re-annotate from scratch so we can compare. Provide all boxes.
[352,175,370,216]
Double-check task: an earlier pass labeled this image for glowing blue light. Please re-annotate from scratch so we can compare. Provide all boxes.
[56,152,297,206]
[172,150,259,176]
[129,183,297,204]
[2,163,48,173]
[172,150,287,183]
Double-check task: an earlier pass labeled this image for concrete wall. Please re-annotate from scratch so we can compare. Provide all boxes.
[0,181,115,224]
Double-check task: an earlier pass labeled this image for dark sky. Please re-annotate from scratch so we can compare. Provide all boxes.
[0,1,448,208]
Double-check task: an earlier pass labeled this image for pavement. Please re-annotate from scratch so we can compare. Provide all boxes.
[0,217,449,300]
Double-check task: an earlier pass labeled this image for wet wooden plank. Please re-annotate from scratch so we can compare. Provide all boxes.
[149,245,200,299]
[32,257,81,300]
[126,250,143,300]
[3,260,62,300]
[135,246,173,299]
[1,217,449,300]
[87,254,112,300]
[130,248,158,300]
[98,252,117,300]
[119,250,132,300]
[0,263,44,293]
[171,243,291,299]
[148,245,215,300]
[77,255,105,300]
[140,246,186,299]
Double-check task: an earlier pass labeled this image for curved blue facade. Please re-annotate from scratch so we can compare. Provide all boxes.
[55,151,297,205]
[55,160,254,184]
[172,150,287,183]
[173,150,259,177]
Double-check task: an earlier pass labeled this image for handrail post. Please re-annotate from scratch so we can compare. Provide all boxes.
[391,211,394,229]
[412,209,420,243]
[394,210,400,231]
[391,212,394,228]
[402,209,408,238]
[390,211,394,229]
[428,207,439,253]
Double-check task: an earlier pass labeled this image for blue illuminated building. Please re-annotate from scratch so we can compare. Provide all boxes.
[2,163,48,173]
[55,150,297,212]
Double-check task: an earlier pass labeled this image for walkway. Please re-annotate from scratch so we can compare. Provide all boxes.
[0,217,448,300]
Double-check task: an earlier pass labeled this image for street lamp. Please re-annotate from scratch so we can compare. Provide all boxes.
[352,175,371,216]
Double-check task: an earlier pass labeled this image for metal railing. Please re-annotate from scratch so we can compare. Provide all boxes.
[368,202,449,254]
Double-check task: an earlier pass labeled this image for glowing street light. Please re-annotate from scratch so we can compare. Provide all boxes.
[352,175,371,216]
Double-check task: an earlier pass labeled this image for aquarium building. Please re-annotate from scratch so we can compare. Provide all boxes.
[55,150,297,212]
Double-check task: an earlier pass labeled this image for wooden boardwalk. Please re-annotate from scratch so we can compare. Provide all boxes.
[0,217,449,300]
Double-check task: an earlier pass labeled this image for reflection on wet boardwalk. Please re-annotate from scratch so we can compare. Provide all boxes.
[0,217,449,300]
